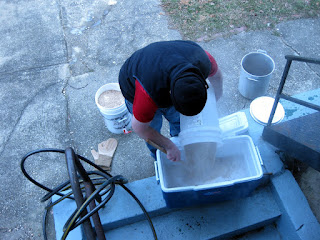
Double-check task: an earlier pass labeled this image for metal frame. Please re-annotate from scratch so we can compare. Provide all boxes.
[65,147,105,240]
[266,55,320,126]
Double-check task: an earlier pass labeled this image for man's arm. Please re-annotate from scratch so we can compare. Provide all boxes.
[131,116,181,161]
[208,68,223,101]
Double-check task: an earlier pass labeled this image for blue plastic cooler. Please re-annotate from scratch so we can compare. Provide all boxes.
[154,112,264,208]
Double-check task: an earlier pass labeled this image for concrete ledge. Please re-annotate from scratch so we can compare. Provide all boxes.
[52,176,172,239]
[271,170,320,240]
[53,178,281,240]
[99,176,172,230]
[104,186,281,240]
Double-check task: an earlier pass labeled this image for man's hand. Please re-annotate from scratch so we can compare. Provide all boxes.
[165,141,181,162]
[132,116,181,161]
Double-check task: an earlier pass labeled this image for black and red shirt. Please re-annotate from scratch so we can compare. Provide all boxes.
[119,40,218,123]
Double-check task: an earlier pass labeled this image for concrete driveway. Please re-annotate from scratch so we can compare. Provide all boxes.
[0,0,319,239]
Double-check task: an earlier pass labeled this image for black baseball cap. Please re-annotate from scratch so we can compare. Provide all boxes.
[171,71,208,116]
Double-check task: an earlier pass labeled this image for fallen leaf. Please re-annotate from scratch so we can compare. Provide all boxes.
[229,26,247,33]
[212,32,224,39]
[196,35,208,42]
[180,0,190,5]
[199,15,206,22]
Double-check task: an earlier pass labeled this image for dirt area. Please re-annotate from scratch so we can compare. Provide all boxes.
[299,167,320,223]
[161,0,320,42]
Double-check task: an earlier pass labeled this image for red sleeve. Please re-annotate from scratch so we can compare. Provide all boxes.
[205,50,218,77]
[133,79,158,123]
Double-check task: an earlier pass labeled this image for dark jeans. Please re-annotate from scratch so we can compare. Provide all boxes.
[125,100,180,159]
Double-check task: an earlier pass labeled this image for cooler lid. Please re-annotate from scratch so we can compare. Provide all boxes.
[219,111,249,137]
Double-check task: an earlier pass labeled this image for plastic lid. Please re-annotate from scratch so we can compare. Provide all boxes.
[250,96,285,125]
[219,111,249,137]
[177,112,249,146]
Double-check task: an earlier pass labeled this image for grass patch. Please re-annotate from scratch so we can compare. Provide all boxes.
[161,0,320,41]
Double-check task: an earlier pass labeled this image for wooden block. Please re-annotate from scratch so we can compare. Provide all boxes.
[95,155,112,168]
[98,138,118,157]
[91,149,99,161]
[91,138,118,171]
[99,166,111,171]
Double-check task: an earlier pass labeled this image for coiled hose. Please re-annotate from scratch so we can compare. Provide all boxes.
[20,148,158,240]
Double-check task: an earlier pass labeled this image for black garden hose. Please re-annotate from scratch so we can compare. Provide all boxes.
[21,148,158,240]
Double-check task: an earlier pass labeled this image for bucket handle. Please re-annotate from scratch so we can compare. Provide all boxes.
[257,49,267,54]
[255,146,264,166]
[118,116,128,123]
[247,77,259,82]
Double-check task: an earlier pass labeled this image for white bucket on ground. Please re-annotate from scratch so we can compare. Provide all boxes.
[178,81,222,185]
[95,83,132,134]
[239,50,275,99]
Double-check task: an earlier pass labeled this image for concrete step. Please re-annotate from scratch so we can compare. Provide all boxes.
[106,224,283,240]
[53,176,281,240]
[102,183,281,240]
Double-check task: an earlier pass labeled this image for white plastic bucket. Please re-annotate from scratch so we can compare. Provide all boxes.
[239,50,275,99]
[178,82,222,184]
[95,83,132,134]
[179,81,222,146]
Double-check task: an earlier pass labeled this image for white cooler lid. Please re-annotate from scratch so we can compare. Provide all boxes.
[219,111,249,137]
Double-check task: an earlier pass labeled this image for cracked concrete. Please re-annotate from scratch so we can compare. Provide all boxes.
[0,0,319,239]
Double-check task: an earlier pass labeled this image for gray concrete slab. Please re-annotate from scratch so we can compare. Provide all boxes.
[0,66,69,239]
[277,18,320,76]
[0,0,67,73]
[0,0,319,239]
[58,0,181,76]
